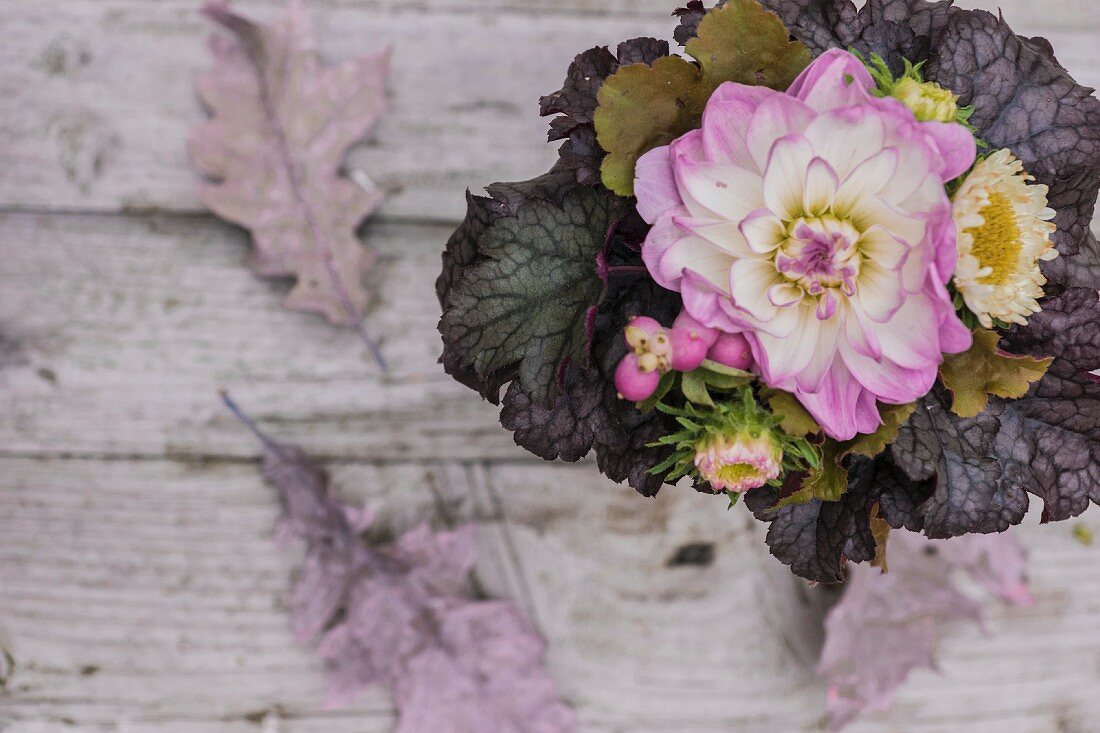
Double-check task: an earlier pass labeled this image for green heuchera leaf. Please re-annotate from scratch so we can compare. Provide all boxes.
[847,403,916,458]
[762,388,821,438]
[774,402,915,510]
[940,329,1051,418]
[594,0,811,195]
[777,439,848,508]
[440,186,628,407]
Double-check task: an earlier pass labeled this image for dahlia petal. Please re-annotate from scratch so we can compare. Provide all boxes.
[843,303,883,360]
[832,148,898,215]
[856,261,905,323]
[745,94,817,172]
[739,208,787,253]
[795,315,840,392]
[763,135,815,221]
[787,48,876,112]
[918,120,978,182]
[840,342,935,405]
[754,305,819,382]
[849,195,927,251]
[926,274,973,355]
[875,294,943,368]
[767,282,803,307]
[634,145,680,223]
[858,225,909,271]
[803,157,840,216]
[816,289,840,320]
[641,213,691,290]
[658,235,735,290]
[672,216,754,258]
[702,83,775,172]
[729,257,784,322]
[680,270,752,333]
[675,159,766,223]
[795,361,883,441]
[803,106,887,180]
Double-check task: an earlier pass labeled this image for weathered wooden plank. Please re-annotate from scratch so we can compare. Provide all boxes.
[2,456,1099,732]
[27,0,1100,27]
[0,210,524,461]
[3,210,1098,462]
[1,0,1098,221]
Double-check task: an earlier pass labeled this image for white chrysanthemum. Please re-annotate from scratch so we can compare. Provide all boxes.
[951,149,1058,328]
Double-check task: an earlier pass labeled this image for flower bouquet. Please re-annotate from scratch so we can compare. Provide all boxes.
[437,0,1100,582]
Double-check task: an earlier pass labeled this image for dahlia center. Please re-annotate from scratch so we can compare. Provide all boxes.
[775,216,862,296]
[715,462,764,486]
[966,191,1023,286]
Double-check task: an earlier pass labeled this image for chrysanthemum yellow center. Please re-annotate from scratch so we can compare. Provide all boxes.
[965,191,1023,286]
[715,463,762,485]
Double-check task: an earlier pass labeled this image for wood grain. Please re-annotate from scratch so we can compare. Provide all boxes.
[3,457,1100,732]
[1,0,1098,222]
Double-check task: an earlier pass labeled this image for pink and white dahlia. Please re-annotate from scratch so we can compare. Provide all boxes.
[635,49,975,440]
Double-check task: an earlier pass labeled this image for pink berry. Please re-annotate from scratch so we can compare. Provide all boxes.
[668,327,709,372]
[628,316,663,334]
[615,353,661,402]
[673,309,719,348]
[707,332,753,370]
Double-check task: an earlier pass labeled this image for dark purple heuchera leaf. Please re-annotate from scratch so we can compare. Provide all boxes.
[540,39,670,185]
[439,163,682,496]
[500,260,682,497]
[440,182,631,407]
[924,9,1100,287]
[751,0,957,73]
[988,288,1100,522]
[222,395,576,732]
[744,469,879,583]
[820,530,1031,729]
[672,1,709,46]
[891,388,1026,538]
[437,166,577,402]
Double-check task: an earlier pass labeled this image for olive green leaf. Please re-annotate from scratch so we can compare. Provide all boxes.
[940,329,1052,418]
[763,388,821,438]
[777,439,848,508]
[440,186,629,407]
[594,0,811,195]
[847,403,917,458]
[681,370,716,407]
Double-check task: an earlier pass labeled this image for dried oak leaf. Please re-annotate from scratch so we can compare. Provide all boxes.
[225,396,576,732]
[439,181,631,407]
[540,39,670,186]
[819,530,1031,730]
[939,329,1050,418]
[190,0,388,328]
[594,0,811,195]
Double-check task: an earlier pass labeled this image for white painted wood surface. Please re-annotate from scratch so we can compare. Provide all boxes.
[1,0,1099,731]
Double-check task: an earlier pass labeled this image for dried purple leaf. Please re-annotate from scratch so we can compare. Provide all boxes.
[191,0,390,367]
[819,529,1031,729]
[221,394,576,732]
